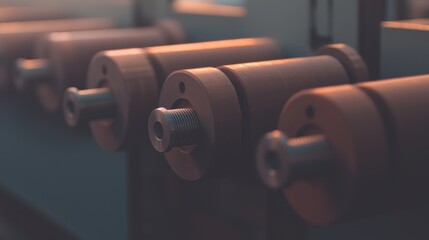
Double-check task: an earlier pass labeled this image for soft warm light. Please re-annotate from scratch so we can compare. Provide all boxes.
[20,59,47,70]
[383,20,429,31]
[105,48,145,57]
[172,0,247,17]
[147,38,265,54]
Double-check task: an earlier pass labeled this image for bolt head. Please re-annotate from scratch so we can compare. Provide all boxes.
[63,87,81,127]
[257,130,292,189]
[148,107,174,153]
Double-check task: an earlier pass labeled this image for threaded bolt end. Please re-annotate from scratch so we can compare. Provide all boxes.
[149,107,200,153]
[167,108,200,148]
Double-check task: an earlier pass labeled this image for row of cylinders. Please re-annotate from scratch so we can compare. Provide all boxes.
[2,10,429,226]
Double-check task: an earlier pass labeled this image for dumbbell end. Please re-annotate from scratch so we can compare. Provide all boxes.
[14,58,50,92]
[257,130,292,189]
[63,86,116,127]
[316,44,370,83]
[63,87,82,127]
[257,131,332,189]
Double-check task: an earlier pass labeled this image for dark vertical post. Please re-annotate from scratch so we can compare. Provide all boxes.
[132,0,153,27]
[358,0,387,79]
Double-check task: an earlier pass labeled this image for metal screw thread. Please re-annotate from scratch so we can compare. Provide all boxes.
[167,108,200,148]
[288,135,328,149]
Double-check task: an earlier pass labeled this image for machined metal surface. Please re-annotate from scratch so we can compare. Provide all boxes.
[150,44,370,181]
[258,85,389,224]
[0,6,71,23]
[257,74,429,224]
[16,20,186,113]
[150,68,242,180]
[70,38,281,152]
[0,18,114,90]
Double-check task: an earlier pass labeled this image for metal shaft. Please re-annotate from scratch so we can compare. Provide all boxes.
[148,107,200,153]
[257,131,333,189]
[14,58,51,92]
[63,87,116,127]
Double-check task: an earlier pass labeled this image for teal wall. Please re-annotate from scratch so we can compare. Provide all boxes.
[0,93,128,240]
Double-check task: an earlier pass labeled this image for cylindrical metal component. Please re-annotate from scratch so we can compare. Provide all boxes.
[14,58,51,92]
[148,107,200,153]
[63,87,116,127]
[267,84,389,225]
[219,44,368,158]
[357,75,429,204]
[21,20,186,112]
[263,74,429,224]
[142,38,282,81]
[155,69,243,181]
[257,131,332,189]
[0,18,113,90]
[0,7,71,23]
[85,38,281,152]
[154,44,370,181]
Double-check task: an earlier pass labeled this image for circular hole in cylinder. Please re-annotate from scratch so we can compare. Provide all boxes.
[154,121,164,140]
[306,105,315,119]
[265,150,280,172]
[179,81,186,94]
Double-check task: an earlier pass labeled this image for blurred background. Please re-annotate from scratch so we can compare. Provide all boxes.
[0,1,429,240]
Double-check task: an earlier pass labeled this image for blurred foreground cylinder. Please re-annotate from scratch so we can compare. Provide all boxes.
[148,44,369,181]
[63,38,281,152]
[0,6,71,23]
[257,74,429,224]
[15,20,187,112]
[0,18,114,89]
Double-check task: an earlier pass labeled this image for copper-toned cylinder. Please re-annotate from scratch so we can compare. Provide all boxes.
[219,44,368,161]
[150,44,370,181]
[270,85,388,224]
[260,74,429,224]
[16,20,186,112]
[0,18,113,89]
[0,7,71,23]
[81,38,281,152]
[358,75,429,205]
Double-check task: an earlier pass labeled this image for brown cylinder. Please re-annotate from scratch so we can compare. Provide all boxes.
[265,74,429,224]
[219,49,364,160]
[0,18,113,89]
[148,44,369,180]
[0,7,71,23]
[84,38,282,152]
[152,44,370,181]
[357,75,429,205]
[273,85,389,224]
[19,20,186,112]
[144,38,283,81]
